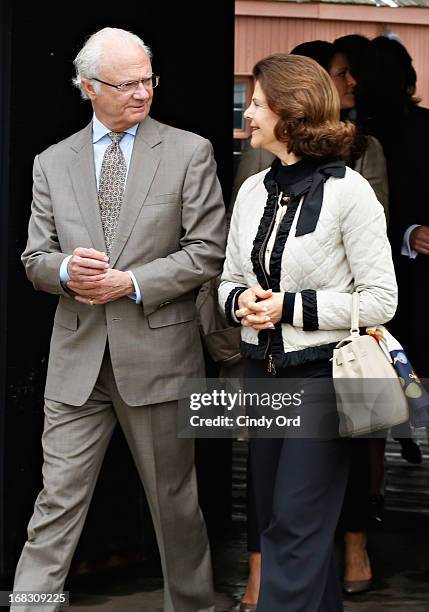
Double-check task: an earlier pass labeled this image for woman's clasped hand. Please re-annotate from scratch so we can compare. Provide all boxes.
[236,286,284,329]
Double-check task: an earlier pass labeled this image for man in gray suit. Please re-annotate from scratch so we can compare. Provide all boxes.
[13,27,226,612]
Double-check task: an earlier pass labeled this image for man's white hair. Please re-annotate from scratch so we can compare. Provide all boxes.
[73,27,152,100]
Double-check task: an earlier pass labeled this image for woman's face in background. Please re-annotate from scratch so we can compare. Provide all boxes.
[329,52,357,110]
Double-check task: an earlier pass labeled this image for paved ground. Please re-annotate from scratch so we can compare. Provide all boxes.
[61,504,429,612]
[4,437,428,611]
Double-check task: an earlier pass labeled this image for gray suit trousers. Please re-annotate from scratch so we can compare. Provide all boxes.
[12,350,214,612]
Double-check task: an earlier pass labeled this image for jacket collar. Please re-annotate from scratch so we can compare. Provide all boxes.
[67,117,163,263]
[264,156,346,236]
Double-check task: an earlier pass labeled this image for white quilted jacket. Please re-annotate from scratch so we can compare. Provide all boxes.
[219,166,398,367]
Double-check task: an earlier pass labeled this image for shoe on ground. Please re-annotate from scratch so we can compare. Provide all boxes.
[396,438,423,464]
[231,603,257,612]
[343,578,372,594]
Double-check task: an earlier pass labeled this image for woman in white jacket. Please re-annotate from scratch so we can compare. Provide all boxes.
[219,54,397,612]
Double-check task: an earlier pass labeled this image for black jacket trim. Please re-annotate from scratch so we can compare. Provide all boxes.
[240,340,337,369]
[250,157,346,290]
[250,166,279,289]
[225,287,247,327]
[302,289,319,331]
[294,159,346,236]
[282,292,296,324]
[269,198,300,292]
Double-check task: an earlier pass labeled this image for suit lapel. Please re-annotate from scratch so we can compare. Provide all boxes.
[68,123,107,252]
[109,116,162,267]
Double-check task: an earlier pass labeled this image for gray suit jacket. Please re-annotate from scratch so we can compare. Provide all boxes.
[22,116,226,406]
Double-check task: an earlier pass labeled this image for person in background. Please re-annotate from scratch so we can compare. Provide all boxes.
[331,34,383,595]
[13,27,226,612]
[334,33,424,593]
[333,34,376,125]
[369,36,429,381]
[220,53,397,612]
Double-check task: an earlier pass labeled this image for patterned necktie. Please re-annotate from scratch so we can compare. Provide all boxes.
[98,131,126,256]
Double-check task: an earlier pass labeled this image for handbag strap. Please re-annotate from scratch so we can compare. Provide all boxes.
[350,292,360,337]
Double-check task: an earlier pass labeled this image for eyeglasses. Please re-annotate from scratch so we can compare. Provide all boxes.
[91,74,160,95]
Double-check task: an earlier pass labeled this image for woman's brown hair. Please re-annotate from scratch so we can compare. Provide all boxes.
[253,53,355,159]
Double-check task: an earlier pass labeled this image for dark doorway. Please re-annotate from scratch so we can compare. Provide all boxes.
[0,1,234,578]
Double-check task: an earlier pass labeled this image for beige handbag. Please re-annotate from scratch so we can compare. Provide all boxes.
[332,292,409,437]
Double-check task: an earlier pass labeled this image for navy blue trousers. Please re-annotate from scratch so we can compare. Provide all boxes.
[246,359,350,612]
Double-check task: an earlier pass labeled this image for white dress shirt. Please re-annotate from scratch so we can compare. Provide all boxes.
[401,224,419,259]
[60,114,141,302]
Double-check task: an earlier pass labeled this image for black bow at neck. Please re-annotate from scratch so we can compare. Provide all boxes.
[263,156,346,236]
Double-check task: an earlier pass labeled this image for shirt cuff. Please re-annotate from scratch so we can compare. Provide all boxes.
[127,270,142,304]
[59,255,72,283]
[401,224,420,259]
